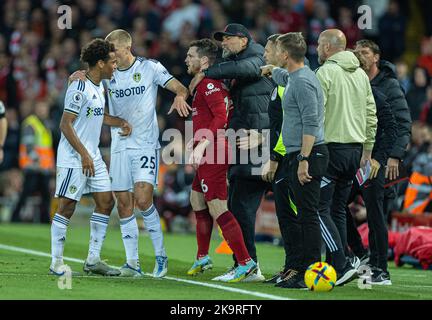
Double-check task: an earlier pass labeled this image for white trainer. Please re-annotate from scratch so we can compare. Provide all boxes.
[153,256,168,278]
[212,266,236,282]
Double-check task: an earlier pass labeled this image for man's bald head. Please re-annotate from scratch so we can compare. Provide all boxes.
[320,29,346,50]
[317,29,347,65]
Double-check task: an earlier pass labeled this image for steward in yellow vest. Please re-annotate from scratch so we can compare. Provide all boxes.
[12,101,54,223]
[19,112,55,171]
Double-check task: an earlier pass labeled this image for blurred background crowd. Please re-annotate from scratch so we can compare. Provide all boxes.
[1,0,432,234]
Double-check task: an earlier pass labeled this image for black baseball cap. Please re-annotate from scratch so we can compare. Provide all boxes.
[213,23,252,42]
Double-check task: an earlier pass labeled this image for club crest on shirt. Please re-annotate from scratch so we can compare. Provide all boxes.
[133,72,141,83]
[205,82,220,96]
[69,185,77,194]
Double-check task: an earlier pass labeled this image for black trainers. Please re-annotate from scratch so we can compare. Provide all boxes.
[275,269,307,289]
[264,269,284,284]
[335,262,358,286]
[349,256,361,269]
[368,267,392,286]
[359,254,370,267]
[264,268,290,284]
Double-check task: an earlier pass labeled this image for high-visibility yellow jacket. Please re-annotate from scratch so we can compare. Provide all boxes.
[404,172,432,214]
[19,115,54,170]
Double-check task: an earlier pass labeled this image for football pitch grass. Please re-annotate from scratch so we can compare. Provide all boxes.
[0,223,431,300]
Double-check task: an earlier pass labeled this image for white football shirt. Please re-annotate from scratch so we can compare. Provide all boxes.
[106,57,173,152]
[57,78,106,168]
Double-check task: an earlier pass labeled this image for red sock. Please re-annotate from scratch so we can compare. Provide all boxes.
[195,209,213,259]
[216,211,251,265]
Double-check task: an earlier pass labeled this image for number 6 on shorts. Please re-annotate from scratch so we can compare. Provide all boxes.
[200,179,208,193]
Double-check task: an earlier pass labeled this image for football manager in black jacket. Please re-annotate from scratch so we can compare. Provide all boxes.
[189,24,274,281]
[355,40,412,218]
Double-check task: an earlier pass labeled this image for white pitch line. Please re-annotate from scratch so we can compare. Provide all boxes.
[0,244,291,300]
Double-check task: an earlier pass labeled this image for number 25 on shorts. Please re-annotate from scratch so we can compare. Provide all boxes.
[140,156,156,169]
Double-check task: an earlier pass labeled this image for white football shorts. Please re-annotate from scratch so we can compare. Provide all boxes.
[55,158,111,201]
[110,148,160,192]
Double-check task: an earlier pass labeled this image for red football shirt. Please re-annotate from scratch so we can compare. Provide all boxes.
[192,78,233,146]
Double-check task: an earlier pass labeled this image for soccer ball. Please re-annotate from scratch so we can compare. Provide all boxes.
[304,262,337,292]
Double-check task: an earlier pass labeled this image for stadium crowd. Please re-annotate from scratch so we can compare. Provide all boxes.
[0,0,430,235]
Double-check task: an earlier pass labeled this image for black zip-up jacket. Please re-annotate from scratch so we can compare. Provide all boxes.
[204,41,274,178]
[371,87,398,166]
[370,60,412,160]
[268,85,283,162]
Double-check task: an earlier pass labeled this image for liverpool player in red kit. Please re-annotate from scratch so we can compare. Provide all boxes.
[185,39,257,282]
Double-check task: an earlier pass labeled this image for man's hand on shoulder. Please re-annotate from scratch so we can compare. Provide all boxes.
[68,70,86,85]
[260,65,275,77]
[189,72,205,95]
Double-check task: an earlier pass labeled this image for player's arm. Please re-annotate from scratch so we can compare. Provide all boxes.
[205,55,264,80]
[189,55,265,94]
[103,113,132,136]
[190,85,227,168]
[207,100,228,136]
[59,111,95,177]
[165,78,192,117]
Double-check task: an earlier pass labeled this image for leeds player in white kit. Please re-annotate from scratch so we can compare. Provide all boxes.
[50,39,132,276]
[71,30,190,277]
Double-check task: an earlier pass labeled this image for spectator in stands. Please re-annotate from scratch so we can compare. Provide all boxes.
[128,0,162,34]
[378,0,406,62]
[407,66,430,121]
[419,83,432,126]
[404,121,431,176]
[395,60,411,93]
[337,6,361,50]
[417,36,432,77]
[163,0,202,41]
[0,100,7,165]
[306,0,336,70]
[0,51,17,109]
[270,0,305,35]
[0,108,19,171]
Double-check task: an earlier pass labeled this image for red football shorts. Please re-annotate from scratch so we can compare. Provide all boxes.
[192,163,229,201]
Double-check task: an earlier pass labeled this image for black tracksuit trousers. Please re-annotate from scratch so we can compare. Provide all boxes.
[273,157,299,271]
[283,144,329,271]
[228,175,270,265]
[317,143,362,272]
[346,166,389,271]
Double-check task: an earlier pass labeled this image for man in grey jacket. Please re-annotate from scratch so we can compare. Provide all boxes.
[261,32,329,289]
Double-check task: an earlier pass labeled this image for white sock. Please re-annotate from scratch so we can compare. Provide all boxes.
[51,213,69,268]
[120,215,139,269]
[87,212,109,265]
[141,204,166,257]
